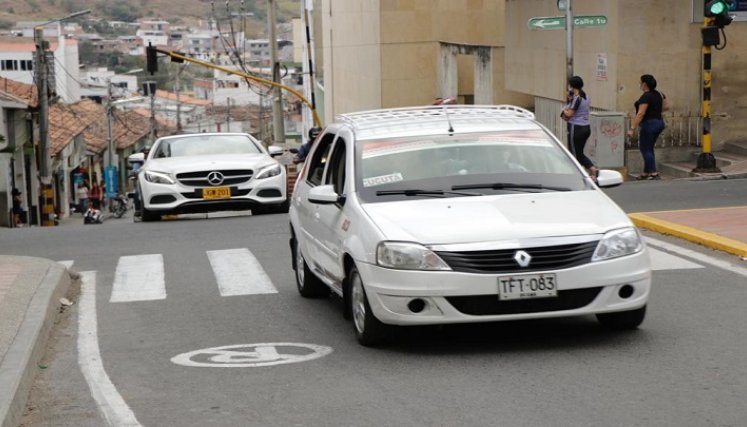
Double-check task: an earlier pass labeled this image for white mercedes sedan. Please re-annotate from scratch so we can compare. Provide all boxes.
[289,105,651,346]
[137,133,288,221]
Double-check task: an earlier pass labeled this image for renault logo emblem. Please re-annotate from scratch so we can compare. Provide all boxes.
[514,250,532,267]
[207,171,224,186]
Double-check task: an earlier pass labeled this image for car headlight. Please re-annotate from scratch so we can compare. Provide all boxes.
[376,242,452,271]
[592,228,643,261]
[255,164,282,179]
[143,170,175,185]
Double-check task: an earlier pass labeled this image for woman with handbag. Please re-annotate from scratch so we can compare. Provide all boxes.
[561,76,599,181]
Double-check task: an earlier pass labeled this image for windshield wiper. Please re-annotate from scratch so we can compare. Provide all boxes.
[375,189,481,197]
[452,182,571,192]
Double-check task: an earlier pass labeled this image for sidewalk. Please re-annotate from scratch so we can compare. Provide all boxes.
[630,206,747,258]
[0,256,72,427]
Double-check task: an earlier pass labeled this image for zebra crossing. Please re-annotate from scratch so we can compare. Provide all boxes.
[56,244,704,304]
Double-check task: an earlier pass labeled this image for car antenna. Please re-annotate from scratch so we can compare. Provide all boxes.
[442,105,454,135]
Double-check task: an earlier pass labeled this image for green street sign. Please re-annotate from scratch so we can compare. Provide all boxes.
[528,16,608,30]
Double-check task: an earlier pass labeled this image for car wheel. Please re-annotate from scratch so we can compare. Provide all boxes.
[294,239,328,298]
[349,266,388,346]
[273,199,290,214]
[141,206,161,222]
[596,305,646,330]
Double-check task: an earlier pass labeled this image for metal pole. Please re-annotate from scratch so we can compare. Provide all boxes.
[565,0,574,83]
[226,97,231,130]
[149,86,156,144]
[175,66,182,133]
[35,27,54,226]
[268,0,285,146]
[107,80,114,168]
[694,17,720,173]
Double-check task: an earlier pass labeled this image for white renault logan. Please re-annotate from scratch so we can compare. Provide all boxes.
[289,106,650,346]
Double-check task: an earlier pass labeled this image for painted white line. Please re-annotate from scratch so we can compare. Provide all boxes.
[207,248,277,296]
[646,237,747,278]
[648,248,703,271]
[110,254,166,303]
[79,271,142,426]
[58,260,74,268]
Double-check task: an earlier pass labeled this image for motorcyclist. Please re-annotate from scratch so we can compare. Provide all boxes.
[293,127,322,164]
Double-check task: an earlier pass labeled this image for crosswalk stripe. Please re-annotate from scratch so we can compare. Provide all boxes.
[648,247,704,271]
[207,248,277,296]
[58,260,74,268]
[110,254,166,303]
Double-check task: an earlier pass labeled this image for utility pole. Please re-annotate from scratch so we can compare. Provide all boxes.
[268,0,285,146]
[33,10,91,226]
[564,0,574,84]
[226,97,231,131]
[143,81,157,144]
[259,93,264,144]
[105,80,116,205]
[175,66,183,133]
[34,26,54,226]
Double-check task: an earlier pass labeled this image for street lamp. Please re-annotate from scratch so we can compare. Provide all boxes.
[35,9,91,226]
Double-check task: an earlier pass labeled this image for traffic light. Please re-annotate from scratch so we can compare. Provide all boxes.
[146,43,158,75]
[705,0,734,27]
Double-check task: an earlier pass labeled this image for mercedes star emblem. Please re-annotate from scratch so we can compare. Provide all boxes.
[207,171,225,186]
[514,250,532,268]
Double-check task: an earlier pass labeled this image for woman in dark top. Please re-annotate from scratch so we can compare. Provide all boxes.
[627,74,666,180]
[562,75,599,180]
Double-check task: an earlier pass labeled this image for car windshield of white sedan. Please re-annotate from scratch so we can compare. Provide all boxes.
[357,131,586,201]
[153,135,262,158]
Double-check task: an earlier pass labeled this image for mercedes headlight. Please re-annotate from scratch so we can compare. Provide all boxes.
[592,228,643,261]
[255,164,282,179]
[143,170,175,185]
[376,242,451,271]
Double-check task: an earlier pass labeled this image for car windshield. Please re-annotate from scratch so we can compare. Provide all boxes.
[356,130,586,202]
[152,135,263,158]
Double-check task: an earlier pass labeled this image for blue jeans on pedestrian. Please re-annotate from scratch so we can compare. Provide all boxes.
[639,119,666,174]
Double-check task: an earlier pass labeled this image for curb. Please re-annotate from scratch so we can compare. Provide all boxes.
[629,213,747,258]
[0,261,71,427]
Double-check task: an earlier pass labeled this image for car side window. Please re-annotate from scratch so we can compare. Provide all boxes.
[306,133,335,186]
[324,138,347,194]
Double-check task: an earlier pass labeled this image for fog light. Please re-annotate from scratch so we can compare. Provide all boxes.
[407,298,427,313]
[618,285,634,299]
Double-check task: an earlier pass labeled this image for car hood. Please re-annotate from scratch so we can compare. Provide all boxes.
[144,154,276,173]
[360,191,632,245]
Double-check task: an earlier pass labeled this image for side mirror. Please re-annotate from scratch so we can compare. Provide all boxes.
[308,185,345,205]
[596,169,623,188]
[268,145,284,157]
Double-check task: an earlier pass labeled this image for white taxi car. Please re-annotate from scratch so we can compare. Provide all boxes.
[137,133,288,221]
[289,106,651,346]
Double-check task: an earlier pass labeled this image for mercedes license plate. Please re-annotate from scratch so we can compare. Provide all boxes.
[497,273,558,301]
[202,187,231,200]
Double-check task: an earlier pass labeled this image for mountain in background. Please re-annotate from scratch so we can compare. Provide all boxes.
[0,0,299,36]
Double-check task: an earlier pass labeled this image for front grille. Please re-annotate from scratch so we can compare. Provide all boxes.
[446,287,602,316]
[150,195,177,204]
[176,169,253,187]
[181,188,251,199]
[435,241,599,274]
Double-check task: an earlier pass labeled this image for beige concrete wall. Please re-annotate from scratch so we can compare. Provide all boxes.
[321,0,382,122]
[506,0,747,145]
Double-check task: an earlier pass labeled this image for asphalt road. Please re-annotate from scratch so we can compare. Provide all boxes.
[5,178,747,427]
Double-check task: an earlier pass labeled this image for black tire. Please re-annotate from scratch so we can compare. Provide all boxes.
[141,206,161,222]
[294,238,328,298]
[273,199,290,214]
[596,305,646,330]
[348,266,388,346]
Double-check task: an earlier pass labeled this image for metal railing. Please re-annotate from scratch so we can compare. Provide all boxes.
[534,97,702,149]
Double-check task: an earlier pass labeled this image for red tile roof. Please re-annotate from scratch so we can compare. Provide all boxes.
[0,77,37,107]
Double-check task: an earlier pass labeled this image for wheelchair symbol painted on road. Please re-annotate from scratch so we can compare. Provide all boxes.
[171,343,333,368]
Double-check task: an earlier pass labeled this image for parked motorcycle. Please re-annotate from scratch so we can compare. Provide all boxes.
[111,194,129,218]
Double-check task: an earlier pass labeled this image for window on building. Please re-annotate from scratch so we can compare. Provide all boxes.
[1,60,18,71]
[20,60,33,71]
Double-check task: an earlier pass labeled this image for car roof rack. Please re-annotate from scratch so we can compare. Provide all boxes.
[335,105,535,134]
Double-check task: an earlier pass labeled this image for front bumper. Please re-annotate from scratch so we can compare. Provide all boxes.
[356,249,651,326]
[141,172,286,213]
